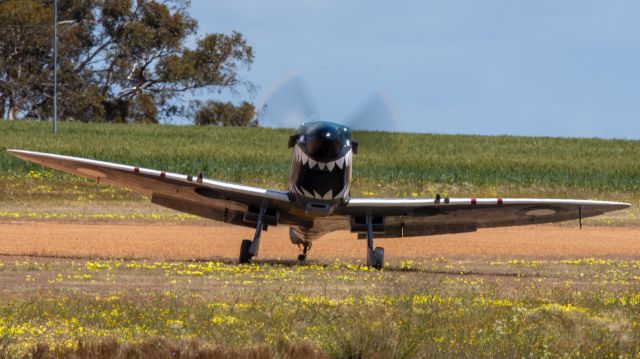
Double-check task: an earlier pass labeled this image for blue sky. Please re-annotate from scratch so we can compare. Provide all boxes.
[190,0,639,139]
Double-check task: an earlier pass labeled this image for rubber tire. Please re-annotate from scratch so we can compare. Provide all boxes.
[239,239,252,264]
[367,248,376,268]
[373,247,384,270]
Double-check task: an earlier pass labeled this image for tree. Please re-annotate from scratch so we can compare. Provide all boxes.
[0,0,254,123]
[0,0,53,120]
[194,100,257,127]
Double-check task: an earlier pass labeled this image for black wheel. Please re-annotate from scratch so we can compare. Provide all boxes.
[367,247,384,269]
[366,248,377,268]
[239,239,252,264]
[373,247,385,270]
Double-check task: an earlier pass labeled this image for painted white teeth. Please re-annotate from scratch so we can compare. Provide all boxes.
[297,185,347,200]
[295,146,353,172]
[326,161,335,171]
[302,187,313,198]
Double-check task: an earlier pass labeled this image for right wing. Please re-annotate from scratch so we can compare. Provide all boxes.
[342,197,631,237]
[6,149,309,228]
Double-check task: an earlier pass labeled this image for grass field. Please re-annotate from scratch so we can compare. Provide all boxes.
[1,121,639,357]
[1,256,640,358]
[1,121,639,204]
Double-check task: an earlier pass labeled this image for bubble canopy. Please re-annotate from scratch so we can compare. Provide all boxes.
[292,121,354,162]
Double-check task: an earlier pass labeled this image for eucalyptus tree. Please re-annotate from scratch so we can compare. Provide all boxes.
[0,0,254,123]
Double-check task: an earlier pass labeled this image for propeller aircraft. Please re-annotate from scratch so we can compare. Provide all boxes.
[7,121,630,268]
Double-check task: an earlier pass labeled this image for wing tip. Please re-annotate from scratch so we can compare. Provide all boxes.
[596,201,632,212]
[6,148,25,158]
[617,202,632,209]
[5,149,37,161]
[6,149,30,155]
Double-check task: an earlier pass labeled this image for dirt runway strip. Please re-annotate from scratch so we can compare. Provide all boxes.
[0,221,638,260]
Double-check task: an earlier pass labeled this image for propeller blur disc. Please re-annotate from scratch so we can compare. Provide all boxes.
[257,75,317,128]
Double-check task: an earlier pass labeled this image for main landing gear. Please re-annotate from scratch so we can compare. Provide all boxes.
[239,204,267,264]
[365,214,384,270]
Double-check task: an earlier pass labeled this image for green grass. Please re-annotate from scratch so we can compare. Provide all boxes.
[1,257,640,358]
[1,121,639,202]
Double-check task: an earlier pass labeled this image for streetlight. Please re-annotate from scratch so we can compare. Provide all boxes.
[52,0,57,135]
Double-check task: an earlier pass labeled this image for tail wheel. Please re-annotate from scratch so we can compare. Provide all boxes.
[297,242,312,262]
[239,239,252,264]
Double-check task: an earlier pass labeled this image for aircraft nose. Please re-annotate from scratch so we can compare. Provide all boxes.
[304,126,345,162]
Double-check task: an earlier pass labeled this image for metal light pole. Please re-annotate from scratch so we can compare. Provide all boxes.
[52,0,58,135]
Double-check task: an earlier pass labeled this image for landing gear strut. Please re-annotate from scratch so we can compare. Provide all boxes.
[239,203,267,264]
[365,213,384,270]
[297,242,312,262]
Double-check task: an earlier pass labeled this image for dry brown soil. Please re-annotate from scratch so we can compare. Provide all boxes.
[0,221,639,260]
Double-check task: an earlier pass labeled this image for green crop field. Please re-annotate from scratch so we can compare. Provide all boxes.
[1,121,639,204]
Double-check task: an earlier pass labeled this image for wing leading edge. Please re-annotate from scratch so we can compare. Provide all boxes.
[342,197,631,237]
[6,149,295,228]
[6,149,631,239]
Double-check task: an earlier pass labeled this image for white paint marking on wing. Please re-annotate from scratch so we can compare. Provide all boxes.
[526,209,556,216]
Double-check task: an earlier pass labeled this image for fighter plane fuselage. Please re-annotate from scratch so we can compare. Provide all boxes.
[287,121,356,215]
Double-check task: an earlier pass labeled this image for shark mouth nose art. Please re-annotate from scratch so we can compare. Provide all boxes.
[291,145,351,200]
[293,145,351,172]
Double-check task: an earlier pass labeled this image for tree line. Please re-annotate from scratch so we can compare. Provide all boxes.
[0,0,257,126]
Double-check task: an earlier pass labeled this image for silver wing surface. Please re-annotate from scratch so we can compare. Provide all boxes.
[6,149,303,229]
[6,149,631,239]
[341,197,631,238]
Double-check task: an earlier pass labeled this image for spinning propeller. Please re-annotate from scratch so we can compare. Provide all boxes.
[257,75,399,132]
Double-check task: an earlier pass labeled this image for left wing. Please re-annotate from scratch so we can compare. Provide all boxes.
[6,149,307,228]
[340,197,631,237]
